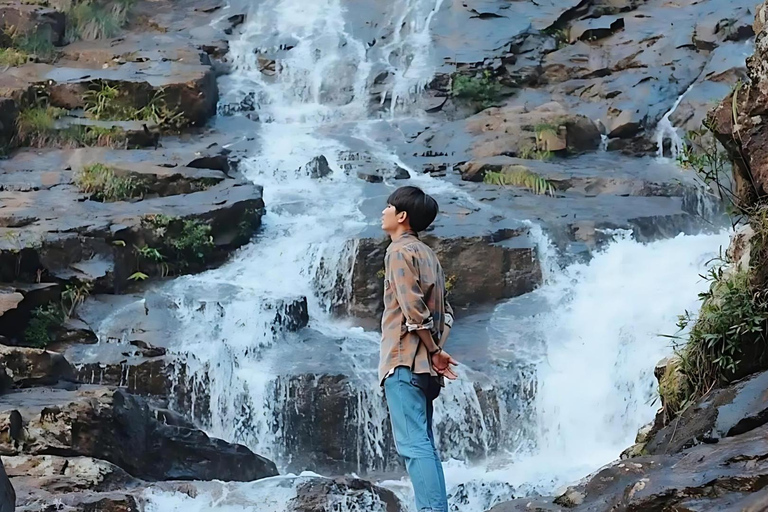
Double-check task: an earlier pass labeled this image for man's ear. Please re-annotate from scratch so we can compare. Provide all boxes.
[397,210,408,224]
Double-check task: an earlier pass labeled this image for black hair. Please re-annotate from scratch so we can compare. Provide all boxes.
[387,186,438,232]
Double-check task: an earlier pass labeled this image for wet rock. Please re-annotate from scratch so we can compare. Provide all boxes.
[465,102,601,159]
[0,459,12,512]
[458,156,687,197]
[14,487,139,512]
[0,386,278,482]
[0,283,61,345]
[0,345,75,390]
[488,498,562,512]
[68,156,228,198]
[494,423,768,511]
[0,160,265,290]
[645,369,768,455]
[569,16,625,44]
[290,476,403,512]
[75,359,176,398]
[393,166,410,180]
[53,318,98,346]
[357,171,384,183]
[350,230,541,319]
[0,98,17,149]
[710,5,768,204]
[3,454,137,493]
[300,155,333,179]
[127,339,167,358]
[0,4,65,46]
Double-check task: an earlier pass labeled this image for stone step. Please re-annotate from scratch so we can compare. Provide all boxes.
[0,385,278,482]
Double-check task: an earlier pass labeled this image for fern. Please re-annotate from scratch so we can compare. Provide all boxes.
[483,165,555,195]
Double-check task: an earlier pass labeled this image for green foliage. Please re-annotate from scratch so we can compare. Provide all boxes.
[543,26,569,50]
[24,304,65,348]
[676,128,733,207]
[15,105,66,146]
[84,82,184,130]
[445,274,457,293]
[66,0,134,41]
[138,214,215,276]
[0,47,30,67]
[518,144,554,161]
[75,163,143,201]
[535,123,559,137]
[451,70,504,110]
[12,28,55,59]
[663,263,768,417]
[171,220,214,262]
[128,271,149,281]
[61,281,93,318]
[483,165,555,195]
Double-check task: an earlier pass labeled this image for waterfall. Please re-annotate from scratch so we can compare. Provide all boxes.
[655,82,696,160]
[137,0,733,509]
[388,229,728,512]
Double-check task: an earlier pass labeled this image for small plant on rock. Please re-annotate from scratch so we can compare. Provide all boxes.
[451,70,504,110]
[0,47,30,67]
[74,163,143,201]
[15,105,67,146]
[484,165,555,195]
[66,0,134,41]
[84,83,185,131]
[24,304,65,348]
[61,281,93,318]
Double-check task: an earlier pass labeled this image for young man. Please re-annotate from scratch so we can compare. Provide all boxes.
[379,186,458,512]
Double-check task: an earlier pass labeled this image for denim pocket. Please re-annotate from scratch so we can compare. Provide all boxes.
[410,372,441,401]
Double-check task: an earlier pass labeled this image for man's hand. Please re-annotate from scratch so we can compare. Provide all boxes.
[431,350,459,380]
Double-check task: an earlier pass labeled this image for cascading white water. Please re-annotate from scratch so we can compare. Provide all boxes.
[155,0,456,476]
[138,0,733,510]
[381,230,729,512]
[655,83,696,159]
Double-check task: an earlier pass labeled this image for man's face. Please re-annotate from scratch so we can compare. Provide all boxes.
[381,204,402,233]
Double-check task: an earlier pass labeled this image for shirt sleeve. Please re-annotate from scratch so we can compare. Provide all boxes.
[387,247,433,332]
[444,297,454,329]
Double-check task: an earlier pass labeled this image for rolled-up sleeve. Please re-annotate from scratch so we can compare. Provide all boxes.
[444,298,454,329]
[387,248,433,332]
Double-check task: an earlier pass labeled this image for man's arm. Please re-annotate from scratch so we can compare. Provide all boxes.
[389,248,458,378]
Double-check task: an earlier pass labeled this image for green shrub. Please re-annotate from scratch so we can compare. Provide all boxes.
[663,264,768,416]
[484,165,555,195]
[24,304,65,348]
[0,47,30,67]
[451,71,504,109]
[15,105,67,146]
[66,0,134,41]
[12,28,55,59]
[75,163,143,201]
[140,215,215,270]
[84,82,184,130]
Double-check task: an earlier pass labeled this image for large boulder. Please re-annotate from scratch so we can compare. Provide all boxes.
[644,369,768,455]
[464,102,601,159]
[350,230,541,320]
[0,344,75,391]
[492,423,768,511]
[0,459,13,512]
[0,386,278,482]
[290,477,403,512]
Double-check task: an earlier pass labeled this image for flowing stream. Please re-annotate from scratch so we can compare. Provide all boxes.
[141,0,730,510]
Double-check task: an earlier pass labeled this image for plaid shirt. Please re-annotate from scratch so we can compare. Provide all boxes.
[379,231,454,385]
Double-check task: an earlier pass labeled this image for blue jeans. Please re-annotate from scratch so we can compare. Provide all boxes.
[384,367,448,512]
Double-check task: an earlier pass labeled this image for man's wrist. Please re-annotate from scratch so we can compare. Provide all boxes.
[429,346,442,357]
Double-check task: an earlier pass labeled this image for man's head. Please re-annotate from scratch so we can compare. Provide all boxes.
[381,186,438,236]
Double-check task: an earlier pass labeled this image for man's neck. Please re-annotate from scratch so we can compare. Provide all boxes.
[389,226,414,241]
